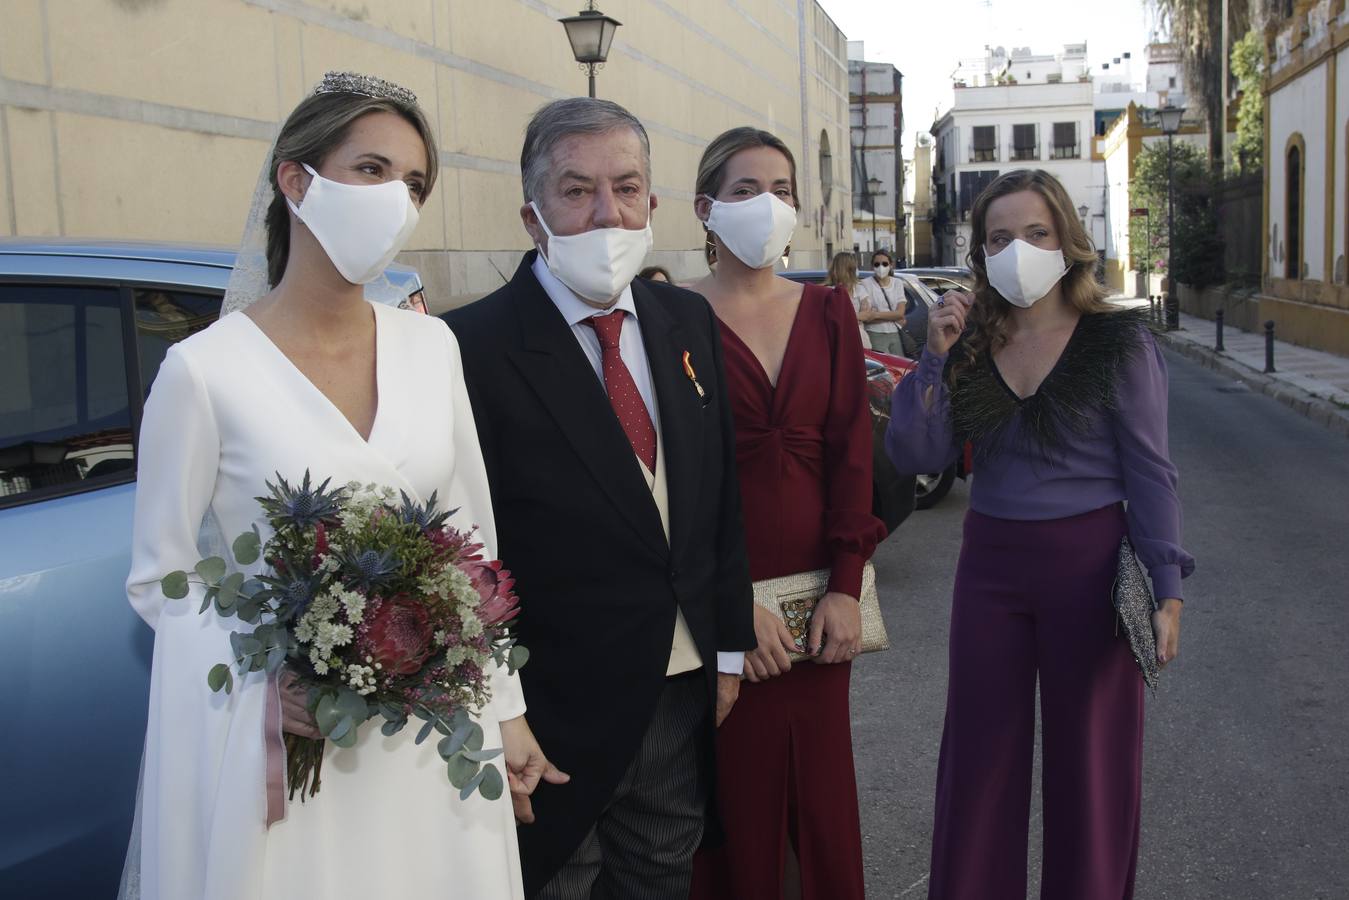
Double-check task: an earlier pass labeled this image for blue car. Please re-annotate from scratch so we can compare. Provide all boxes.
[0,239,423,897]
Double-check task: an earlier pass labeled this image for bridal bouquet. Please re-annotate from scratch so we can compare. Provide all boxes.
[160,472,528,804]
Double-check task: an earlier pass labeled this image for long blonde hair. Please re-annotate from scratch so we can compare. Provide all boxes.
[952,169,1111,383]
[827,251,858,293]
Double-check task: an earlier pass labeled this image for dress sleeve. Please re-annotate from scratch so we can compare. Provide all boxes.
[1113,329,1195,601]
[125,345,221,628]
[440,323,526,721]
[821,286,887,598]
[884,346,961,475]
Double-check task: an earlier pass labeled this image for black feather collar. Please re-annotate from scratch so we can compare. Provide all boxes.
[948,308,1152,465]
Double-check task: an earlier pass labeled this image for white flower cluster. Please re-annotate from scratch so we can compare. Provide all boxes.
[340,481,397,532]
[295,587,360,675]
[345,661,379,695]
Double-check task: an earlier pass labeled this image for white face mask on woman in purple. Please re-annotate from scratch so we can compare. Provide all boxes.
[984,239,1069,308]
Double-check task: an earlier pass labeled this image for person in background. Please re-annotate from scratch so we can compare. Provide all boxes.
[853,248,909,356]
[639,264,673,283]
[886,168,1192,899]
[827,251,869,350]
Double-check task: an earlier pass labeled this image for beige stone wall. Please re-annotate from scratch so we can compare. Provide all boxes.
[0,0,852,307]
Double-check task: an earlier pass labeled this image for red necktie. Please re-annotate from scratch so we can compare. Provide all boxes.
[584,311,657,473]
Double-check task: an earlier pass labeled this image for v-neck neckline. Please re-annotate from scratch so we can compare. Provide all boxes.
[236,302,386,445]
[990,315,1083,403]
[717,289,809,392]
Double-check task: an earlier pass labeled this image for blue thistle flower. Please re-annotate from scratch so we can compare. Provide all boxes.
[335,546,401,591]
[395,490,456,532]
[257,471,347,528]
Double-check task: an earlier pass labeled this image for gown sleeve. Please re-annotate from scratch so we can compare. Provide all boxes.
[440,323,527,722]
[1112,328,1195,601]
[884,346,961,475]
[126,345,222,628]
[821,286,887,598]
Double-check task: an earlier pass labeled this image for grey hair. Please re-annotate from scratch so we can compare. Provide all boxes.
[520,98,652,202]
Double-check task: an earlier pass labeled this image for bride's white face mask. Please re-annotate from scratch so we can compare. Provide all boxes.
[288,163,421,285]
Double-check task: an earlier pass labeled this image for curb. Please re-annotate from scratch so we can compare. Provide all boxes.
[1155,332,1349,439]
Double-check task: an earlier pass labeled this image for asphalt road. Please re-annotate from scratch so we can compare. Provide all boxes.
[853,348,1349,899]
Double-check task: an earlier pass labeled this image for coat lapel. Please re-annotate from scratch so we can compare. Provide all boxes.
[504,257,669,561]
[633,281,703,563]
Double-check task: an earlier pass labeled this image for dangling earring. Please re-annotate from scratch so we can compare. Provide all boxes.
[704,231,718,268]
[780,243,791,268]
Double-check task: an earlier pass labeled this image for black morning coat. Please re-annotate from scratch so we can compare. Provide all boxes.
[442,252,756,896]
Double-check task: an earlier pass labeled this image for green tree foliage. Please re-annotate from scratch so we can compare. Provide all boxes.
[1230,28,1265,175]
[1129,140,1226,288]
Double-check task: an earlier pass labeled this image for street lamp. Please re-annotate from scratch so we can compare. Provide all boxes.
[866,175,882,253]
[1158,103,1185,330]
[559,2,622,99]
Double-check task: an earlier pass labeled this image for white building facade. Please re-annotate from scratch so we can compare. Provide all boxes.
[848,43,905,261]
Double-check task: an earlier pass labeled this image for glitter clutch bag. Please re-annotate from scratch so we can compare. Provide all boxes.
[1113,537,1160,693]
[752,562,888,663]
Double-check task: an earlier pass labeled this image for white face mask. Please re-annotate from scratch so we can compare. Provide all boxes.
[703,192,798,269]
[984,239,1069,308]
[873,263,891,278]
[532,201,653,304]
[288,163,420,285]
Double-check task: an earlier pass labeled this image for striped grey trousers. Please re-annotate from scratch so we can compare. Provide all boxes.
[535,671,710,900]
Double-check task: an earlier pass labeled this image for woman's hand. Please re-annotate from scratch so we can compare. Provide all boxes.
[278,669,321,739]
[1153,598,1182,667]
[808,592,862,664]
[928,290,974,356]
[500,715,570,824]
[743,604,799,682]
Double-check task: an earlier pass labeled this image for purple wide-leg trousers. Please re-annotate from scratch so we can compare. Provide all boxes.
[928,503,1145,900]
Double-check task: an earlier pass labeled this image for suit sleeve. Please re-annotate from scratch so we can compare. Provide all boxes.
[821,287,887,598]
[703,300,757,655]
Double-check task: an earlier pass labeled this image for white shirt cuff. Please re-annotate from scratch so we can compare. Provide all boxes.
[716,651,745,675]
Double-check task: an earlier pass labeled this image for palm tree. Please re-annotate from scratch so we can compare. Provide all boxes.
[1151,0,1266,166]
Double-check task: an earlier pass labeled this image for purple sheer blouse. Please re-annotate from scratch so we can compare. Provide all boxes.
[885,327,1194,600]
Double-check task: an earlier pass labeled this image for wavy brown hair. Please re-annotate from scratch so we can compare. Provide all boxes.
[950,169,1112,384]
[265,91,438,288]
[695,127,799,267]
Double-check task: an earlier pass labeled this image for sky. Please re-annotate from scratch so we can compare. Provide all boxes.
[818,0,1166,158]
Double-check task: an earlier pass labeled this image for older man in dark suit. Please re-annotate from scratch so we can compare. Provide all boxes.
[443,98,755,900]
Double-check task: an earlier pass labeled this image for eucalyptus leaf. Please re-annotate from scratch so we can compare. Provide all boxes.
[328,715,353,743]
[237,636,263,657]
[330,720,359,749]
[508,645,531,671]
[207,663,233,694]
[461,747,503,763]
[465,722,484,753]
[161,571,190,600]
[477,764,504,801]
[315,693,342,736]
[333,689,368,724]
[446,753,480,789]
[434,716,454,736]
[195,557,227,585]
[439,722,473,760]
[458,766,489,801]
[265,643,287,673]
[232,528,262,566]
[381,718,404,737]
[415,719,435,745]
[216,572,245,611]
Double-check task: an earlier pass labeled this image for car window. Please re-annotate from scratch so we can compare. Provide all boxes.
[134,288,220,396]
[0,284,133,503]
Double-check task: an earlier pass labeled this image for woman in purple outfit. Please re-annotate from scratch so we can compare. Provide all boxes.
[886,168,1193,900]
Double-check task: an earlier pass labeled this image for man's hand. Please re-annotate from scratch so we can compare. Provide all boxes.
[744,605,798,682]
[499,715,570,824]
[808,592,862,664]
[715,673,740,727]
[1153,598,1182,667]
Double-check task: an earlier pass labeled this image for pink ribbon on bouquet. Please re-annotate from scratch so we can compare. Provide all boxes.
[264,670,288,826]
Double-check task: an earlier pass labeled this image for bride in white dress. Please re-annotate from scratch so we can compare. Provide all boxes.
[121,73,562,900]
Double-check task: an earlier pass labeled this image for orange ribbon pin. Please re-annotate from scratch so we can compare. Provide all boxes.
[682,350,706,400]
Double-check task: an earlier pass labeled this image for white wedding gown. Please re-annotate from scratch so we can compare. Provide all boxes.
[122,302,525,900]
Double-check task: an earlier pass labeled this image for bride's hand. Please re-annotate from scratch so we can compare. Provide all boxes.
[499,715,570,824]
[278,669,321,739]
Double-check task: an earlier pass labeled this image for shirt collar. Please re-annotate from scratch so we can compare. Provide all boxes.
[531,252,637,327]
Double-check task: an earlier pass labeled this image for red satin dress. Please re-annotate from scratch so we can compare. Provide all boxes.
[690,283,885,900]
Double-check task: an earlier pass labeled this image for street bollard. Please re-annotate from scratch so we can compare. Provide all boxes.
[1215,309,1225,352]
[1263,320,1276,373]
[1149,295,1159,325]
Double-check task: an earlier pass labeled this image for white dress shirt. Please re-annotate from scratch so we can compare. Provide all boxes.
[532,256,745,677]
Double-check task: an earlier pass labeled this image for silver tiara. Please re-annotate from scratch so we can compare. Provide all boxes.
[314,71,417,106]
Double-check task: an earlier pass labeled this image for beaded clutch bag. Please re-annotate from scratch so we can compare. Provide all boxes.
[752,562,888,663]
[1113,537,1160,694]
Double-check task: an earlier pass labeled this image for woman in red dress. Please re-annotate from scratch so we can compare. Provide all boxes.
[688,127,886,900]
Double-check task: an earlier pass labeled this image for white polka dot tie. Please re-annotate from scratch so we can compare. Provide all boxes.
[584,310,657,473]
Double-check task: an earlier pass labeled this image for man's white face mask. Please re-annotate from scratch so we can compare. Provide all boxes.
[532,200,654,304]
[984,239,1069,308]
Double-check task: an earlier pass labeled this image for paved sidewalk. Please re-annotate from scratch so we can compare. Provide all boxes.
[1112,298,1349,438]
